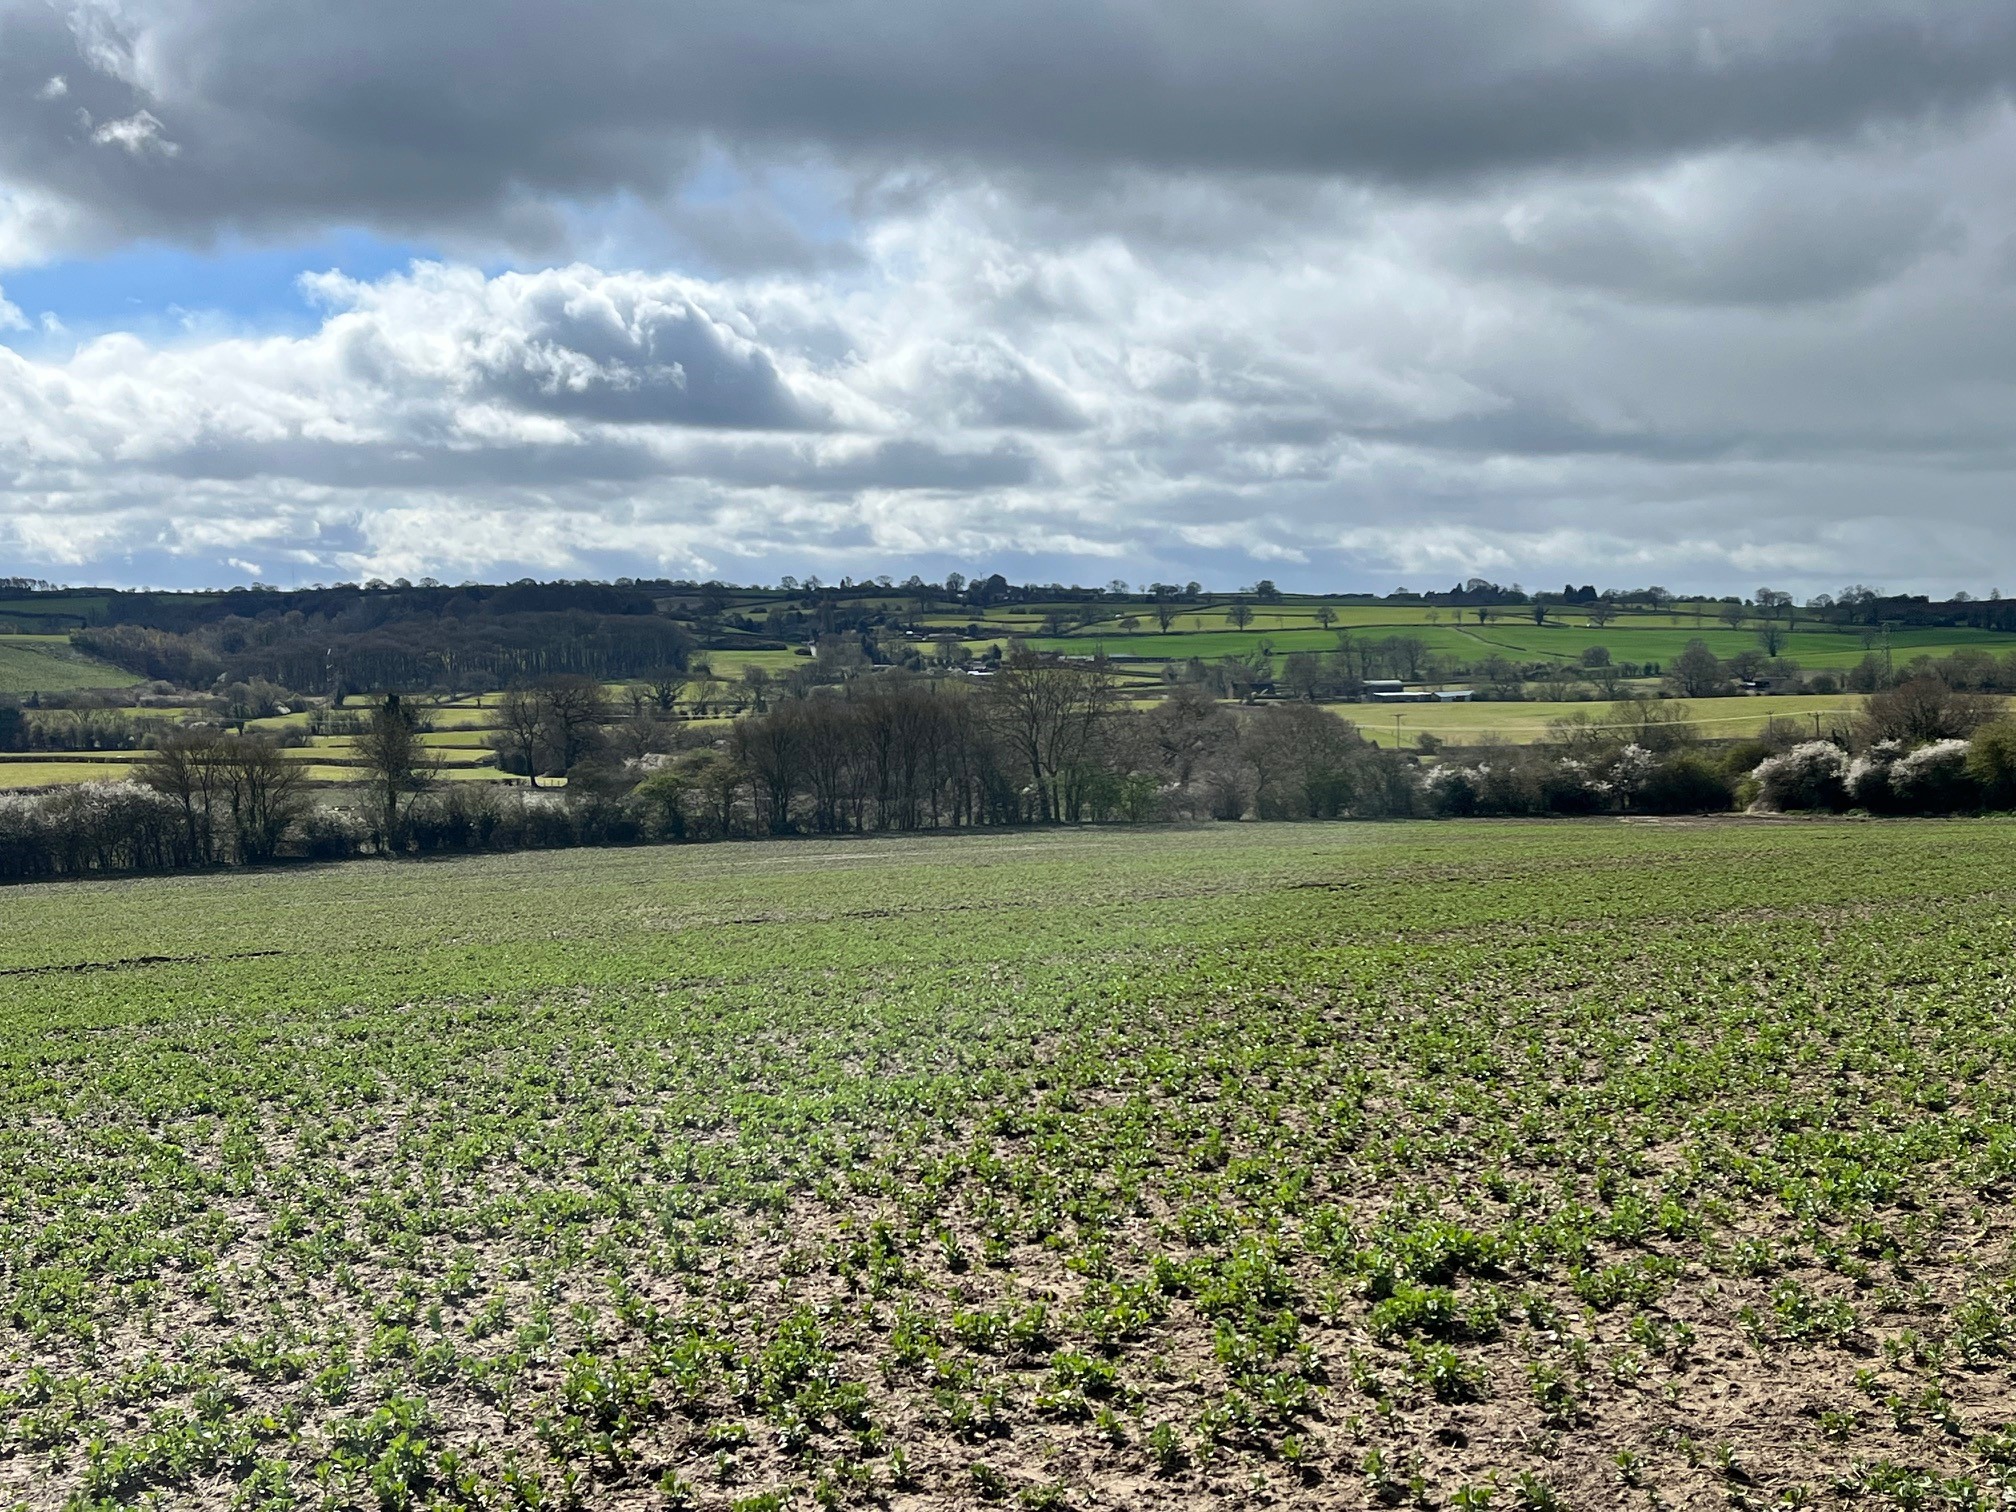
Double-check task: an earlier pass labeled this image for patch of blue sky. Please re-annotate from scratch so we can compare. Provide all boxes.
[0,228,438,352]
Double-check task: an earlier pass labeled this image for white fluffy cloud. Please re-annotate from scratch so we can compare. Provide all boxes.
[4,0,2016,589]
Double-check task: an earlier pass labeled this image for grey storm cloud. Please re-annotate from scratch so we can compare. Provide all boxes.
[2,0,2015,244]
[6,0,2016,593]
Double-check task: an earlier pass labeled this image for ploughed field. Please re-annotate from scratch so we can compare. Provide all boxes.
[5,821,2016,1509]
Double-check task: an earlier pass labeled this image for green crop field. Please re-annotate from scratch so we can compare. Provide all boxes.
[0,635,139,694]
[6,821,2016,1508]
[1009,618,2006,674]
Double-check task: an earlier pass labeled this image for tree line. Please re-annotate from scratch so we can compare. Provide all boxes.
[6,655,2014,885]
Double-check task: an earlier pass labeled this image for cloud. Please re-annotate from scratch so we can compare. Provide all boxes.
[3,1,2016,258]
[6,157,2016,597]
[89,109,179,156]
[3,1,2016,592]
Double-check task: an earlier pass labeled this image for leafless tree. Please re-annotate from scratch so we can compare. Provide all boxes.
[1860,678,2000,745]
[491,687,547,786]
[647,666,689,714]
[138,730,232,864]
[983,649,1116,821]
[215,735,311,863]
[354,694,437,847]
[536,676,612,774]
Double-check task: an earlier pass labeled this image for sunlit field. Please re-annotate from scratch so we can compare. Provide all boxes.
[0,635,137,695]
[7,820,2016,1508]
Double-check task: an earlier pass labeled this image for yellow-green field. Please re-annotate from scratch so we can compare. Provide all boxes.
[1345,693,1871,747]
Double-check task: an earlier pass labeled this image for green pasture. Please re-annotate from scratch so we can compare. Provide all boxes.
[6,823,2016,1504]
[0,635,139,694]
[1000,616,2006,675]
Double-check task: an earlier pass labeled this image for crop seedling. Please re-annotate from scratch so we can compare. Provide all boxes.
[4,822,2016,1503]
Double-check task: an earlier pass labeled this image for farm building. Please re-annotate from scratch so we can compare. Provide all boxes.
[1365,687,1477,703]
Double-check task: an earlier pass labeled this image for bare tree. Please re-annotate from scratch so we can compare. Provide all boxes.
[137,730,230,864]
[214,735,310,863]
[492,687,546,786]
[1859,678,2000,745]
[1314,605,1337,632]
[1154,601,1180,633]
[734,700,811,833]
[1143,683,1239,787]
[983,649,1116,821]
[647,666,689,714]
[1227,601,1255,632]
[1667,641,1729,699]
[536,676,612,774]
[355,694,437,847]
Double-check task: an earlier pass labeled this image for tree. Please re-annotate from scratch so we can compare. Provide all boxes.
[1756,621,1786,657]
[492,687,546,786]
[1282,651,1326,702]
[1314,605,1336,632]
[1226,602,1255,632]
[1604,698,1697,753]
[213,735,310,864]
[983,649,1115,822]
[1587,601,1616,628]
[1668,640,1728,698]
[1719,602,1749,632]
[1966,718,2016,807]
[734,701,810,834]
[1143,683,1238,788]
[1154,601,1180,633]
[355,694,437,848]
[1242,703,1368,819]
[1859,677,1999,746]
[536,675,612,774]
[647,666,688,714]
[138,730,230,864]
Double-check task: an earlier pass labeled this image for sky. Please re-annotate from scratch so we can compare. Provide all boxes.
[1,3,2015,595]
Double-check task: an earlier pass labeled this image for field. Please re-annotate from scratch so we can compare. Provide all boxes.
[0,636,138,695]
[998,613,2004,675]
[1350,693,1867,748]
[7,821,2016,1509]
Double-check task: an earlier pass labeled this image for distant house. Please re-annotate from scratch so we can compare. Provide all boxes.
[1367,688,1476,704]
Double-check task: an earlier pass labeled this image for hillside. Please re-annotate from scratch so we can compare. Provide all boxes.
[0,635,141,695]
